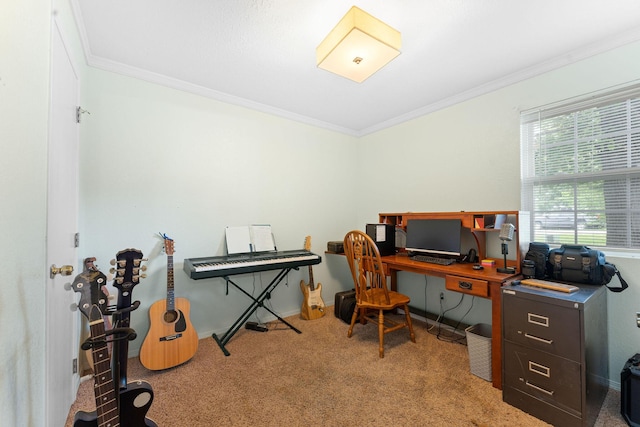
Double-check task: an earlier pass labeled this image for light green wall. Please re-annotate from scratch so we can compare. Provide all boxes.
[3,3,640,424]
[78,68,358,357]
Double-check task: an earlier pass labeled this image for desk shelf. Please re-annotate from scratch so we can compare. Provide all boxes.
[379,210,530,272]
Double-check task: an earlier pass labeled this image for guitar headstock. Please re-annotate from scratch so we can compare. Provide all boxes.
[111,248,146,292]
[71,269,108,322]
[161,233,174,256]
[304,236,311,252]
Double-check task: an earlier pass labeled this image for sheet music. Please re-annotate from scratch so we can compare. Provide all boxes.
[226,226,252,254]
[250,224,276,252]
[225,224,276,254]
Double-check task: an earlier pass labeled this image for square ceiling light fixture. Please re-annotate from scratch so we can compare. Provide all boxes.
[316,6,401,83]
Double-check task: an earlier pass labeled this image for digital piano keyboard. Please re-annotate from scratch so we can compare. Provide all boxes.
[183,250,321,280]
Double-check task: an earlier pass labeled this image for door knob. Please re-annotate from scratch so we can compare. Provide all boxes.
[50,264,74,279]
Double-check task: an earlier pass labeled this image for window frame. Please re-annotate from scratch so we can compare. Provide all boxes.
[520,82,640,254]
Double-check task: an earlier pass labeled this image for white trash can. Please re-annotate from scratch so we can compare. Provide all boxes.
[465,323,492,381]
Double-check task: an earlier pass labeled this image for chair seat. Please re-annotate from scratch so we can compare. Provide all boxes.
[358,288,410,310]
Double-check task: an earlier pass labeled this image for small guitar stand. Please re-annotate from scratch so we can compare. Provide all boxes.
[212,267,301,356]
[81,326,137,350]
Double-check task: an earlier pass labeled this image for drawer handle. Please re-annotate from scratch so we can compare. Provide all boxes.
[528,361,551,378]
[527,313,549,327]
[524,333,553,345]
[458,281,472,290]
[525,380,554,396]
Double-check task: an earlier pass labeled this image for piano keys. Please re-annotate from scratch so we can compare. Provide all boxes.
[183,249,321,280]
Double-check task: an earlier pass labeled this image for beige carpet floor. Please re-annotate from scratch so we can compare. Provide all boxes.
[65,313,628,426]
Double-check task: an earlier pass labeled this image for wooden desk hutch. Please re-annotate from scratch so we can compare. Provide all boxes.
[377,211,530,389]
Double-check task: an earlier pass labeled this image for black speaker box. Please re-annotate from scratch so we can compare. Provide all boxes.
[621,353,640,427]
[365,223,395,256]
[334,290,356,324]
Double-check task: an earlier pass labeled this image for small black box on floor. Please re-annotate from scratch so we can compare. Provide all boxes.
[621,353,640,427]
[366,223,395,256]
[334,290,356,324]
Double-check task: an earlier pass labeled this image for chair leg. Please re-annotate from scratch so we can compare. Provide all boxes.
[347,305,359,338]
[404,304,416,342]
[378,309,385,358]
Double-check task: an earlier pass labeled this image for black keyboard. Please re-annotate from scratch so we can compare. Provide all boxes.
[183,250,321,279]
[411,255,455,266]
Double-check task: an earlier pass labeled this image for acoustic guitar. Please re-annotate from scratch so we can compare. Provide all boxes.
[140,234,198,370]
[299,236,325,320]
[71,268,156,427]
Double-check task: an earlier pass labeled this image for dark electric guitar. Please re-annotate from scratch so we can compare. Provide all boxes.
[140,234,198,370]
[300,236,326,320]
[110,248,146,390]
[71,268,156,427]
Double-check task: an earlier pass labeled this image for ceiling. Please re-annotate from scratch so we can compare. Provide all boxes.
[71,0,640,136]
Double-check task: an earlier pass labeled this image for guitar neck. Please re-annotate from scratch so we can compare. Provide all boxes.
[166,255,175,311]
[88,317,120,427]
[307,265,315,291]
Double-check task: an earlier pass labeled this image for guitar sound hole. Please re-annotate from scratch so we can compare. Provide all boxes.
[164,310,178,323]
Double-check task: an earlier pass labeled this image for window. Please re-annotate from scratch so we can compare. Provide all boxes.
[521,83,640,250]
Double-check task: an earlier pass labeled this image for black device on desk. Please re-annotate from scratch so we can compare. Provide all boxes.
[406,219,461,264]
[366,223,395,256]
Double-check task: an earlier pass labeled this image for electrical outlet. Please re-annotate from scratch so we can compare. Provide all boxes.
[72,358,78,374]
[440,292,444,300]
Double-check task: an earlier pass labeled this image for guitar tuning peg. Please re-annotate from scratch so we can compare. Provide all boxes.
[109,267,116,274]
[141,265,147,272]
[117,268,125,276]
[133,259,141,267]
[140,273,147,279]
[70,302,78,312]
[118,260,126,267]
[63,282,72,291]
[133,275,140,282]
[107,273,114,282]
[115,277,124,285]
[110,259,116,266]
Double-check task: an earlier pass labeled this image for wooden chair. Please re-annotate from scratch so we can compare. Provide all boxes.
[343,230,416,357]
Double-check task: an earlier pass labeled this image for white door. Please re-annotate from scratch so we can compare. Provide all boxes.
[45,20,80,427]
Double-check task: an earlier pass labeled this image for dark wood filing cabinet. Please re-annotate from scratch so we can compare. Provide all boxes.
[501,283,608,427]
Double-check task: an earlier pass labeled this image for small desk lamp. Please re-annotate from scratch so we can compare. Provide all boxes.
[497,223,516,274]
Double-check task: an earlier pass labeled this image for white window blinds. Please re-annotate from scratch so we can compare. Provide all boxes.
[520,83,640,250]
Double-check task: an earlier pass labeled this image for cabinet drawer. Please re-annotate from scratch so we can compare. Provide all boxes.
[503,341,582,414]
[445,275,488,297]
[503,291,581,360]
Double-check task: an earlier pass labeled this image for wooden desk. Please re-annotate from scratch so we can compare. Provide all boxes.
[382,253,519,389]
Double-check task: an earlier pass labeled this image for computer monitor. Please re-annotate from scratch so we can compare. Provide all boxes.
[405,219,462,257]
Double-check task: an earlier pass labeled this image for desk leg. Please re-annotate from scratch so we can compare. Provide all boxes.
[389,269,397,292]
[490,281,503,390]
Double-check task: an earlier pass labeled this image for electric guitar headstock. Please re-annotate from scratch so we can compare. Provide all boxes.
[111,248,146,291]
[110,248,146,310]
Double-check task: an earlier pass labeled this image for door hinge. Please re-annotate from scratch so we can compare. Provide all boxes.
[72,358,78,374]
[74,233,80,248]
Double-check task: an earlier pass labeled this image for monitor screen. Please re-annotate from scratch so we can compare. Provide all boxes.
[405,219,462,257]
